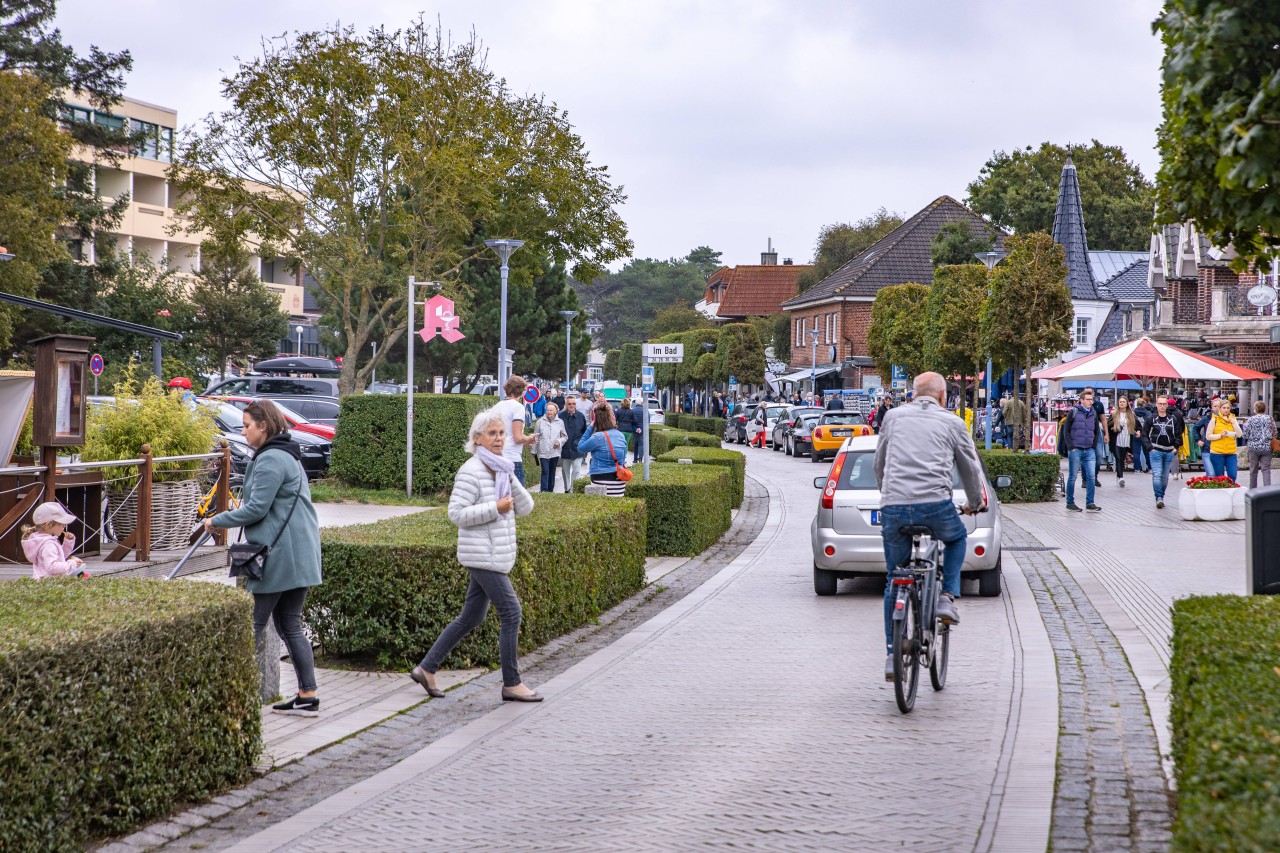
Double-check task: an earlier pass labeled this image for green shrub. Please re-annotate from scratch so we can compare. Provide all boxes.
[680,415,726,438]
[307,494,646,668]
[330,394,488,494]
[977,449,1059,502]
[576,462,731,556]
[684,431,722,448]
[657,445,746,508]
[1170,595,1280,850]
[0,579,259,850]
[665,412,682,429]
[649,428,721,455]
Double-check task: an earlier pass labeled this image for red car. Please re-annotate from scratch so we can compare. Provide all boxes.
[198,395,337,441]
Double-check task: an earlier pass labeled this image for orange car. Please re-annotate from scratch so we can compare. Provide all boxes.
[809,412,873,463]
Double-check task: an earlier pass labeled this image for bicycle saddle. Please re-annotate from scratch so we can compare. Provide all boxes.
[899,524,934,536]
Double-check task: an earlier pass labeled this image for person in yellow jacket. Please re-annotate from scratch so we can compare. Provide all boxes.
[1205,400,1243,481]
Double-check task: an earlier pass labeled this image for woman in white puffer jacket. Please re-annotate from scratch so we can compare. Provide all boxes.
[410,407,542,702]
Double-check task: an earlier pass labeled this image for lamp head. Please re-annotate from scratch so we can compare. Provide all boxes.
[559,310,579,322]
[484,239,526,265]
[974,251,1006,270]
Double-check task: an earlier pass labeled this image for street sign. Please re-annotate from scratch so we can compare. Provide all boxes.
[643,342,684,363]
[433,375,444,394]
[642,365,655,393]
[1248,284,1277,307]
[89,354,104,376]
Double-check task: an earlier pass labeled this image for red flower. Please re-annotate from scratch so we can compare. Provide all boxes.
[156,309,172,318]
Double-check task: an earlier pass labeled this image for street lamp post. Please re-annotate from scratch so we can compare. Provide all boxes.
[975,251,1007,450]
[484,239,525,392]
[807,328,821,403]
[559,310,579,389]
[405,277,440,497]
[294,325,304,355]
[370,340,378,387]
[701,342,715,416]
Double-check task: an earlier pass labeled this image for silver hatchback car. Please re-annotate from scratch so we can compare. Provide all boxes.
[810,434,1009,598]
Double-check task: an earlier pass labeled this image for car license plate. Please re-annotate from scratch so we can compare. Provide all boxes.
[833,428,851,436]
[870,510,880,526]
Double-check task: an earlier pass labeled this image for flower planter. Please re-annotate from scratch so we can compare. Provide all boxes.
[107,478,203,550]
[1178,487,1239,522]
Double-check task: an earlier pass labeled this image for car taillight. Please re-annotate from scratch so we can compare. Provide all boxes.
[813,427,823,440]
[824,544,835,556]
[975,545,986,557]
[820,452,846,509]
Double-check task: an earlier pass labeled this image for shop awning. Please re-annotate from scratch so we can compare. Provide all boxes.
[777,365,839,384]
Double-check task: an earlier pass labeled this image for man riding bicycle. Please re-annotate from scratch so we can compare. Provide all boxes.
[873,372,986,682]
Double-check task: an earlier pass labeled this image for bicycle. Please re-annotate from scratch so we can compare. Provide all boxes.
[889,523,951,713]
[196,469,243,521]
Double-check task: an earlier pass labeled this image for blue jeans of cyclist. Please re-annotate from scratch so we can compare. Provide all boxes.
[880,499,967,651]
[1067,447,1097,507]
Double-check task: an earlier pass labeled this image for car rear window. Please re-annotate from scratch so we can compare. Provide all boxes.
[836,450,962,490]
[765,406,788,419]
[821,413,863,425]
[255,379,334,395]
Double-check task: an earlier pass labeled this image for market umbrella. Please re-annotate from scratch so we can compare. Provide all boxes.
[1032,337,1271,382]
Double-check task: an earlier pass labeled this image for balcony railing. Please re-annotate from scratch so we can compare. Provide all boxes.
[1223,283,1280,318]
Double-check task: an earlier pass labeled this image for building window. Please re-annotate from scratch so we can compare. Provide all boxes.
[130,118,174,163]
[795,319,801,344]
[588,367,603,381]
[1125,310,1132,332]
[1075,317,1090,346]
[827,313,835,343]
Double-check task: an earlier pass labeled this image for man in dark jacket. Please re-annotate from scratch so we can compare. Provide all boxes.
[1060,390,1101,512]
[873,399,890,434]
[1142,394,1184,508]
[826,393,845,410]
[558,395,588,492]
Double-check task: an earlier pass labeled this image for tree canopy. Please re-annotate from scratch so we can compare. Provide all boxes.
[866,283,931,381]
[925,264,989,415]
[1153,0,1280,270]
[715,323,765,385]
[931,221,996,267]
[575,249,713,351]
[648,301,713,338]
[796,209,903,293]
[965,141,1154,250]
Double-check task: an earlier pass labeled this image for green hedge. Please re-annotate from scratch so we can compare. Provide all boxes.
[649,428,722,456]
[680,415,726,437]
[976,449,1059,502]
[330,394,489,494]
[657,445,746,508]
[576,462,731,556]
[0,579,259,850]
[307,494,646,668]
[1170,595,1280,850]
[665,412,682,429]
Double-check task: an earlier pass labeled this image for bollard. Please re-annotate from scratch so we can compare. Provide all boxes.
[584,484,609,497]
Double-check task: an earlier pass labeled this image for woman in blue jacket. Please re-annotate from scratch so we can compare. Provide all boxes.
[578,403,631,496]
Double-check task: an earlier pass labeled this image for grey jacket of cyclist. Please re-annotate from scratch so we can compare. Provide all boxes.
[873,395,985,509]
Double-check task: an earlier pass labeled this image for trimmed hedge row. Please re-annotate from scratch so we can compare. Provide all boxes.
[665,412,682,429]
[657,445,746,508]
[649,428,721,456]
[680,415,726,437]
[576,462,731,556]
[976,449,1059,502]
[0,579,259,851]
[307,494,647,668]
[1170,595,1280,850]
[330,394,489,494]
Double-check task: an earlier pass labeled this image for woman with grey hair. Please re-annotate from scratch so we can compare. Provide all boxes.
[410,407,542,702]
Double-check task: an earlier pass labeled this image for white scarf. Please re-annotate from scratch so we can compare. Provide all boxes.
[474,447,513,507]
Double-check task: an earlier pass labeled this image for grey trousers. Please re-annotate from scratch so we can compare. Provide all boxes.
[420,568,523,687]
[1249,449,1273,488]
[559,456,581,493]
[253,587,317,693]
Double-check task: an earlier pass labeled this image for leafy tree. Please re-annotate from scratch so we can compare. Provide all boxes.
[618,343,643,388]
[603,350,620,382]
[983,233,1072,420]
[715,323,765,385]
[576,249,712,350]
[649,301,712,338]
[966,141,1154,250]
[189,232,290,379]
[796,209,903,293]
[925,265,989,418]
[867,283,931,381]
[1153,0,1280,271]
[172,22,630,395]
[770,312,792,362]
[685,246,723,280]
[931,221,996,267]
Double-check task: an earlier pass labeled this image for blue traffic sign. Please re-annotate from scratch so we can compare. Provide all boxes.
[90,353,104,376]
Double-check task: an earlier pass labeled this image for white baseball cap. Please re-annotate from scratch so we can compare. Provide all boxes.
[33,502,76,526]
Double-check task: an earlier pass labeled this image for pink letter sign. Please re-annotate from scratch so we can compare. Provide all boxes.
[420,294,465,343]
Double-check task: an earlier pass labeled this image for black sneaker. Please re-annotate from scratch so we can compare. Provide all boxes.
[1066,503,1083,512]
[272,694,319,717]
[1086,503,1102,512]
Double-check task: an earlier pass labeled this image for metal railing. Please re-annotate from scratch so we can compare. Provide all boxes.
[1224,283,1279,318]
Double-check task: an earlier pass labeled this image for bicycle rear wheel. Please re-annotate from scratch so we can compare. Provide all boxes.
[930,620,950,691]
[892,589,920,713]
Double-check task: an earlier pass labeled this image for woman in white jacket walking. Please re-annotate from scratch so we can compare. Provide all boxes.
[534,402,568,492]
[410,407,541,702]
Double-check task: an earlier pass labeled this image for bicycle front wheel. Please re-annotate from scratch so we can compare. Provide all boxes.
[892,589,920,713]
[930,620,950,691]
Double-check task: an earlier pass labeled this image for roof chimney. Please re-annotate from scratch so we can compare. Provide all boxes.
[782,257,793,265]
[761,237,778,265]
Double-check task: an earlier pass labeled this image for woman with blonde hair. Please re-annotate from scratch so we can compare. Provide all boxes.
[410,406,541,702]
[1108,396,1138,487]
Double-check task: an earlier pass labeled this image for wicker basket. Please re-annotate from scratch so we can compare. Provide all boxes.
[106,478,203,551]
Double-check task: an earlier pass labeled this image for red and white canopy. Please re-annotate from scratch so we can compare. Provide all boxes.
[1032,337,1271,382]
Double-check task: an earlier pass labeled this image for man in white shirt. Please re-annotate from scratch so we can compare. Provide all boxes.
[494,376,537,484]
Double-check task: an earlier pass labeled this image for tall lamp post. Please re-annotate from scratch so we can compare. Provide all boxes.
[484,238,525,392]
[405,277,440,497]
[975,251,1007,450]
[701,342,715,415]
[370,340,378,387]
[559,310,578,389]
[807,328,821,402]
[294,324,304,355]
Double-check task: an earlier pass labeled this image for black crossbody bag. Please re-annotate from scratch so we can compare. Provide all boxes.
[229,465,303,581]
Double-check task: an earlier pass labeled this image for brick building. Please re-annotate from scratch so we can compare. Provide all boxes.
[696,241,812,322]
[779,196,1004,391]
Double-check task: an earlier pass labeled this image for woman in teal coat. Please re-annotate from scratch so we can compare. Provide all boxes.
[204,400,323,716]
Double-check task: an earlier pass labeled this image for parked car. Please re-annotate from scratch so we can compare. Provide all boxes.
[759,404,792,449]
[251,395,340,426]
[772,406,824,452]
[201,395,336,441]
[207,402,332,479]
[787,413,823,457]
[644,397,665,426]
[204,375,339,397]
[365,382,408,395]
[809,412,874,463]
[724,403,757,444]
[810,434,1008,597]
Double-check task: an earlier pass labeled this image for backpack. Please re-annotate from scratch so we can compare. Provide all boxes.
[1056,409,1073,458]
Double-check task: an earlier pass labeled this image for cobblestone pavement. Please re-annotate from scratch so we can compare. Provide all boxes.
[141,444,1059,853]
[1006,521,1174,853]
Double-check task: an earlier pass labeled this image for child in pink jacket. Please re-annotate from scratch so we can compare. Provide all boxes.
[22,502,86,579]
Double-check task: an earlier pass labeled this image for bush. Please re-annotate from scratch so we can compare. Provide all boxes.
[657,445,746,508]
[1170,595,1280,850]
[0,579,259,850]
[977,449,1059,502]
[665,412,682,429]
[576,462,731,556]
[330,394,488,494]
[681,415,726,438]
[307,494,646,668]
[649,428,722,456]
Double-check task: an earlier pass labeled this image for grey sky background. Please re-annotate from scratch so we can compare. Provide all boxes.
[55,0,1165,269]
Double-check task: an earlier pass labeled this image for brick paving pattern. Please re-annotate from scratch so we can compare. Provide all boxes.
[1006,521,1174,853]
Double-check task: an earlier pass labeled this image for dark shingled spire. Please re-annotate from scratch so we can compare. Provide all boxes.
[1052,155,1100,300]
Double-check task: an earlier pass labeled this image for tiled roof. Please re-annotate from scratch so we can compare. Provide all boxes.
[713,264,813,318]
[1051,157,1100,301]
[1095,306,1125,350]
[1102,259,1154,302]
[781,196,1005,308]
[1088,251,1147,283]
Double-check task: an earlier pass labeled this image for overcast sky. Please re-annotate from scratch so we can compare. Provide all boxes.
[55,0,1165,269]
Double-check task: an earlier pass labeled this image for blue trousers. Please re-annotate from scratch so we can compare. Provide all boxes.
[880,500,966,650]
[1067,447,1097,506]
[539,457,560,492]
[1208,452,1238,481]
[1150,449,1177,500]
